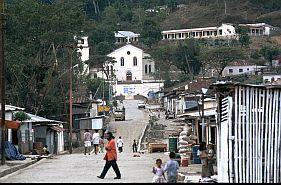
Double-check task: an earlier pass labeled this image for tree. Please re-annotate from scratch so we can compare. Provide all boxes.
[150,44,176,81]
[235,25,251,47]
[200,46,245,79]
[174,39,201,79]
[139,18,162,48]
[5,0,87,118]
[260,46,280,66]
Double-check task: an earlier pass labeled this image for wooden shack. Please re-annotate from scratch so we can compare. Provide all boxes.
[211,82,281,183]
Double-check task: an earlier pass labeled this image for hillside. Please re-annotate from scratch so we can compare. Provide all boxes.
[160,0,281,30]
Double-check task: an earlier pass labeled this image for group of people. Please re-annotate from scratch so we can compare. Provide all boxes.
[151,142,215,183]
[198,142,215,178]
[83,129,141,180]
[152,152,179,183]
[83,129,105,155]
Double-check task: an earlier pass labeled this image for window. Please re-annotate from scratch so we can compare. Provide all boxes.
[121,57,124,66]
[106,66,109,76]
[127,51,130,55]
[247,68,249,71]
[145,65,148,74]
[239,69,243,73]
[219,30,222,35]
[78,39,84,44]
[229,69,233,73]
[133,57,137,66]
[110,66,114,76]
[149,65,152,73]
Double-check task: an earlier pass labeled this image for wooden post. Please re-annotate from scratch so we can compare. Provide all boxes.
[234,86,239,182]
[273,90,278,182]
[0,0,6,165]
[261,89,266,182]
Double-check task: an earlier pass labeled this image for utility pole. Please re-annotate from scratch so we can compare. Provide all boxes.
[0,0,6,165]
[68,45,73,154]
[201,88,208,143]
[201,92,205,142]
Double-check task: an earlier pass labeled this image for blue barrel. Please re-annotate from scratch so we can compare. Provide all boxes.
[192,145,201,164]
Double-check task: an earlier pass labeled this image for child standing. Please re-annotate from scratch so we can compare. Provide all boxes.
[152,159,166,183]
[99,136,105,153]
[164,152,179,183]
[117,136,124,153]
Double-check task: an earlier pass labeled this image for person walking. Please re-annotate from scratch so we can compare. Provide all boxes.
[91,129,100,155]
[207,144,215,177]
[198,142,211,178]
[164,152,179,183]
[97,132,121,179]
[99,136,105,153]
[117,136,124,153]
[152,159,166,183]
[83,129,92,155]
[132,139,137,153]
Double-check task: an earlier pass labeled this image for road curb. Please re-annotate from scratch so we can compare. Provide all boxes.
[0,159,37,178]
[0,154,55,178]
[137,123,149,152]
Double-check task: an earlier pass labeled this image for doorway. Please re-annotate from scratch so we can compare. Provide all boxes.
[126,71,132,81]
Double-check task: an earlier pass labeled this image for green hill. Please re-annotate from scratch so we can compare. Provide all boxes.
[159,0,281,30]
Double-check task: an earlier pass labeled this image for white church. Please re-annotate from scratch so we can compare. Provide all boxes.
[77,37,163,99]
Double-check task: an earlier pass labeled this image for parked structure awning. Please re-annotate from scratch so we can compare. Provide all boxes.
[0,119,21,129]
[177,108,217,118]
[50,126,65,132]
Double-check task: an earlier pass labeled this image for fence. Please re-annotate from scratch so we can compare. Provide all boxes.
[213,83,281,183]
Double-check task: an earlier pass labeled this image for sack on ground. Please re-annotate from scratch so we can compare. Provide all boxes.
[178,140,188,145]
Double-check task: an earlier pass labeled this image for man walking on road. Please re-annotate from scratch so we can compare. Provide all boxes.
[97,132,121,179]
[132,139,137,153]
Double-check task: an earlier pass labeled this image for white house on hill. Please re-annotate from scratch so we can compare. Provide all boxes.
[115,31,140,44]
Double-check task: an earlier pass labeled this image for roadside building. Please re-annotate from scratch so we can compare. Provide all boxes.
[0,105,24,157]
[23,113,65,155]
[211,82,281,183]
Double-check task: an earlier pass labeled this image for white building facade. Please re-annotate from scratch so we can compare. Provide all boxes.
[161,23,279,41]
[92,44,155,82]
[161,23,236,40]
[76,36,90,75]
[222,60,267,77]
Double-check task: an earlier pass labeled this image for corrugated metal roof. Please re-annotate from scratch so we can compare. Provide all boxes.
[115,31,140,38]
[22,113,62,123]
[0,104,25,111]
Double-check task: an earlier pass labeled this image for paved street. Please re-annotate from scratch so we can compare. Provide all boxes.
[0,100,172,183]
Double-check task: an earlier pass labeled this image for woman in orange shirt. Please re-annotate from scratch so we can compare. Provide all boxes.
[97,132,121,179]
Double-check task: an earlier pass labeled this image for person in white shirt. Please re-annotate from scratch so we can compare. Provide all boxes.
[117,136,124,153]
[91,129,100,155]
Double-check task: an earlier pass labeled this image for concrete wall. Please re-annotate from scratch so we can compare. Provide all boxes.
[113,82,164,99]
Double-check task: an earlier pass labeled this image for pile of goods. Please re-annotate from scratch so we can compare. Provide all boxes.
[178,125,198,166]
